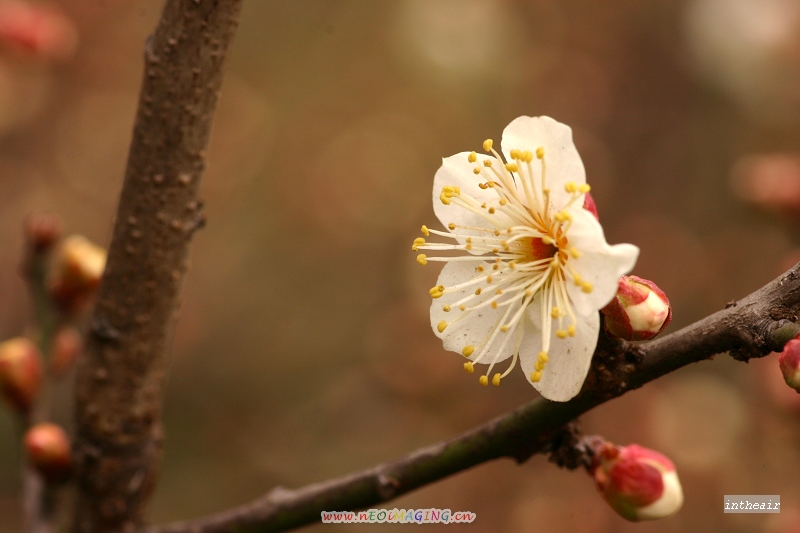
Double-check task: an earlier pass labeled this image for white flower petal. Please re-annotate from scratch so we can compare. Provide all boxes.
[565,208,639,315]
[430,261,517,364]
[521,308,600,402]
[501,116,586,212]
[432,153,515,254]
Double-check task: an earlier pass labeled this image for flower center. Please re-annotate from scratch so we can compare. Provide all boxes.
[530,237,557,261]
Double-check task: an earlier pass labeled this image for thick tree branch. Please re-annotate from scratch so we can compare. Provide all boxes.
[71,1,243,532]
[145,263,800,533]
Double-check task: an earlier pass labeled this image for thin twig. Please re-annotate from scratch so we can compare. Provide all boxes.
[145,263,800,533]
[71,1,244,531]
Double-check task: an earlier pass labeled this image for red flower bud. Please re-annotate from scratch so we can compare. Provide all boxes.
[0,337,42,412]
[583,191,599,221]
[48,235,107,313]
[779,336,800,392]
[602,275,672,341]
[50,326,82,377]
[591,442,683,522]
[24,422,71,482]
[0,1,77,61]
[24,213,62,253]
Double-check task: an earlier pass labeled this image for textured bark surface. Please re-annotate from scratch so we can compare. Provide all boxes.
[71,1,244,531]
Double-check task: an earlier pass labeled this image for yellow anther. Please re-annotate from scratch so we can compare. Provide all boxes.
[493,229,501,236]
[439,193,451,205]
[510,149,520,159]
[479,375,489,386]
[465,244,472,251]
[473,167,481,175]
[500,325,509,332]
[442,185,455,194]
[505,163,518,173]
[569,247,582,259]
[413,237,425,245]
[468,151,477,163]
[475,288,482,295]
[459,304,466,311]
[522,150,533,162]
[499,198,507,206]
[488,207,496,214]
[535,360,546,371]
[555,210,572,223]
[565,182,577,193]
[454,186,461,195]
[416,254,427,266]
[538,351,549,363]
[464,362,475,373]
[536,147,544,159]
[483,139,493,151]
[486,276,493,283]
[429,285,443,296]
[431,291,443,299]
[551,307,561,319]
[443,305,451,312]
[531,371,542,382]
[578,184,591,193]
[478,182,488,189]
[466,237,472,243]
[448,223,456,230]
[421,225,429,236]
[509,261,516,269]
[492,264,499,271]
[487,181,495,187]
[573,274,583,286]
[491,302,498,309]
[556,330,567,339]
[582,282,593,293]
[492,373,502,386]
[437,320,448,333]
[496,288,503,294]
[462,345,475,357]
[483,160,492,167]
[476,265,484,272]
[567,324,576,337]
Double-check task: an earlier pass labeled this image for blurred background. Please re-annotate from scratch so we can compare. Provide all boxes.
[2,0,800,531]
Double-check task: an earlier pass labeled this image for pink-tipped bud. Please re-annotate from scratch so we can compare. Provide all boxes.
[0,337,42,412]
[591,442,683,522]
[48,235,107,313]
[602,275,672,341]
[25,422,71,482]
[50,327,82,377]
[24,213,62,253]
[778,336,800,392]
[583,191,599,221]
[0,2,77,61]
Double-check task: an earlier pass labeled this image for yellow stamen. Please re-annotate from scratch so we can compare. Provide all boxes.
[556,330,567,339]
[473,167,481,175]
[437,320,448,333]
[567,324,576,337]
[535,360,546,371]
[500,325,509,332]
[448,223,456,230]
[468,151,477,163]
[536,147,544,159]
[531,371,542,382]
[551,307,560,319]
[565,182,577,193]
[492,373,501,386]
[464,362,475,373]
[505,163,518,172]
[462,345,475,357]
[416,254,427,266]
[421,225,429,236]
[479,375,489,386]
[491,302,498,309]
[538,351,549,363]
[582,281,593,293]
[483,139,493,151]
[578,184,591,193]
[443,305,451,312]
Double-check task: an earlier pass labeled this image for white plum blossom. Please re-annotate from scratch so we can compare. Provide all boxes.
[413,116,639,402]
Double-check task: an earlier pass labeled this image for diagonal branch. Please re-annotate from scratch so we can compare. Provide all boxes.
[71,1,244,531]
[145,263,800,533]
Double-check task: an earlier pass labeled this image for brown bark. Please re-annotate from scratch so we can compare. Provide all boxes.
[71,1,244,531]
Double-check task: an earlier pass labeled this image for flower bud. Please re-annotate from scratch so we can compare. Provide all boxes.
[583,191,599,221]
[24,213,62,253]
[602,275,671,341]
[778,336,800,392]
[0,337,42,412]
[0,1,78,61]
[24,422,71,482]
[50,326,82,377]
[591,442,683,522]
[48,235,107,312]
